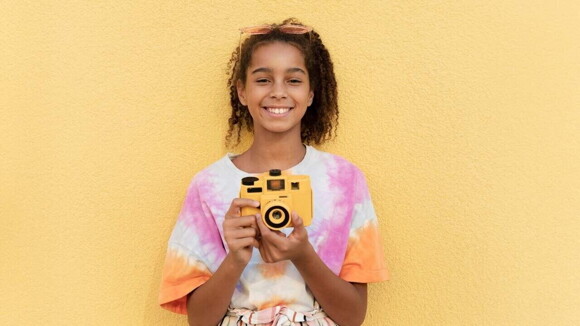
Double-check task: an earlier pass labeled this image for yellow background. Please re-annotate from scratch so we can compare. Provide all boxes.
[1,1,579,325]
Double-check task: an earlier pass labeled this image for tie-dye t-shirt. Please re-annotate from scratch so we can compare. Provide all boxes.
[158,145,389,314]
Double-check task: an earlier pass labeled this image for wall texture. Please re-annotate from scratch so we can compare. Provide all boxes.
[1,1,579,325]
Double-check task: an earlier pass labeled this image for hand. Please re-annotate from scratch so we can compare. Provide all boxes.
[256,211,311,263]
[223,198,260,267]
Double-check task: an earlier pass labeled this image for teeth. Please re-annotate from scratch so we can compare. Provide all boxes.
[266,107,291,114]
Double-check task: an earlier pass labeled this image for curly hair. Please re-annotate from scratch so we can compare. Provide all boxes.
[226,18,339,147]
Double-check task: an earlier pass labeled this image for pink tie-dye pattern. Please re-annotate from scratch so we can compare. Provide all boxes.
[352,167,370,204]
[315,156,360,274]
[160,147,389,315]
[180,171,227,267]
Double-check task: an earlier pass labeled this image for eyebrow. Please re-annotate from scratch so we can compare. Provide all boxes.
[250,67,307,75]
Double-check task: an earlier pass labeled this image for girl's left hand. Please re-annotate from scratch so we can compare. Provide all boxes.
[255,212,311,263]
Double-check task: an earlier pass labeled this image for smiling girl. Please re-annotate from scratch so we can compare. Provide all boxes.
[159,18,389,326]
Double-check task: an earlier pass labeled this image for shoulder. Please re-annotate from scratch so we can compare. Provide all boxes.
[185,154,238,193]
[307,146,367,181]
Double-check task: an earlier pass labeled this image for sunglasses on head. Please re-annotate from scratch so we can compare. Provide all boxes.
[238,24,313,50]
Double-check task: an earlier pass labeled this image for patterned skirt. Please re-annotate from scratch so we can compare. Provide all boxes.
[219,305,338,326]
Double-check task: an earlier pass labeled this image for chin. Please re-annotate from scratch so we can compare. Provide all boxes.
[258,124,301,136]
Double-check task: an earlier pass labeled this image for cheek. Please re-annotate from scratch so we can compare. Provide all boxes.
[296,90,313,104]
[247,87,266,102]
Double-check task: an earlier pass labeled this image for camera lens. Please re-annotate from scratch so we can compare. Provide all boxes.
[264,205,290,229]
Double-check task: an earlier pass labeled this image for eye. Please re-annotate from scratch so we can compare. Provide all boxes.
[256,78,270,84]
[288,79,302,84]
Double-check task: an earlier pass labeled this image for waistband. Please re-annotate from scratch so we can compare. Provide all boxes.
[225,305,329,326]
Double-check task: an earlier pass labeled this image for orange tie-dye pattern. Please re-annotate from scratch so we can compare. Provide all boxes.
[159,147,390,316]
[159,247,212,314]
[257,296,297,310]
[339,222,390,282]
[258,261,288,279]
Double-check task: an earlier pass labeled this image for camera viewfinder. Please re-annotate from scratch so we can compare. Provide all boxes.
[267,179,285,191]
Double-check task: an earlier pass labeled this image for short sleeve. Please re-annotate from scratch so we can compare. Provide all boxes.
[158,176,226,314]
[339,171,390,283]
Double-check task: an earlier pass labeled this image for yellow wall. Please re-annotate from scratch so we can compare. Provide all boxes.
[1,1,579,325]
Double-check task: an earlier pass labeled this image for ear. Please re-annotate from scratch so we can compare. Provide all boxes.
[308,90,314,107]
[236,79,247,106]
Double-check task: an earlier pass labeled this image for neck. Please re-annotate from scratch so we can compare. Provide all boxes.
[243,130,306,173]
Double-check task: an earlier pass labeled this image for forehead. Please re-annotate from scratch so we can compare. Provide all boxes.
[248,41,307,71]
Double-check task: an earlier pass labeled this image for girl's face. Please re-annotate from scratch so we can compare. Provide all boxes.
[237,41,314,139]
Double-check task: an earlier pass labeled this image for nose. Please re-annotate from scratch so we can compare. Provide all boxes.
[269,81,287,99]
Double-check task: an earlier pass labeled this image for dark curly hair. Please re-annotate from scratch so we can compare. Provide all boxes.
[226,18,339,147]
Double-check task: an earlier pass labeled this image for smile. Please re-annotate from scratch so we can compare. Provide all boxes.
[263,107,293,116]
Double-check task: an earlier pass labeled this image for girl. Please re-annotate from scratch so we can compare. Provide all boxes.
[159,18,389,326]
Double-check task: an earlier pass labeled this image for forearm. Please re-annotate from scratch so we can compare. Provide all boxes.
[186,253,245,326]
[292,245,367,326]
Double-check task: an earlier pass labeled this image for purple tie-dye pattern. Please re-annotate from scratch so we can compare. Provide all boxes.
[315,155,359,274]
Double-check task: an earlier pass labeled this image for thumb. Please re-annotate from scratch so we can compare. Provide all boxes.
[291,211,305,232]
[255,213,268,234]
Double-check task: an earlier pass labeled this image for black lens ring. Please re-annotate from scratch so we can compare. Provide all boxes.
[264,206,290,229]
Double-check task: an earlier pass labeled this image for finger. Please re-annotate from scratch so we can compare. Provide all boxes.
[232,236,258,249]
[254,215,262,238]
[224,215,259,229]
[228,227,257,239]
[255,213,269,235]
[254,214,284,236]
[256,215,287,248]
[225,198,260,217]
[247,214,259,230]
[255,214,283,239]
[256,214,286,238]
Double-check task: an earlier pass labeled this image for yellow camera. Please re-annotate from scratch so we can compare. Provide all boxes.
[240,169,312,230]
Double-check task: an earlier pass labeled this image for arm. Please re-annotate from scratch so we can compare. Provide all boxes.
[292,246,367,326]
[256,213,367,326]
[186,253,245,326]
[187,199,260,326]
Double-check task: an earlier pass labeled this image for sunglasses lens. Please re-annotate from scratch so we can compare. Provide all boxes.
[279,25,311,34]
[242,26,273,35]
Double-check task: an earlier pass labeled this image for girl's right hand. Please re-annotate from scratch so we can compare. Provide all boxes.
[223,198,261,266]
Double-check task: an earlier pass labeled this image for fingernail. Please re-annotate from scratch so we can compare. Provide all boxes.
[253,201,260,207]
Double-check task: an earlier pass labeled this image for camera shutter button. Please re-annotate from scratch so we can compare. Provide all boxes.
[269,169,282,176]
